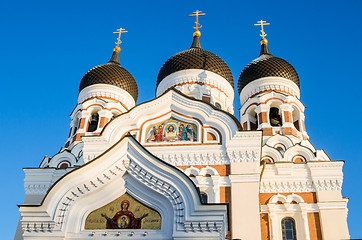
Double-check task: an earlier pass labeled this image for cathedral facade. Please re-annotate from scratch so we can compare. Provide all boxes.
[15,17,349,240]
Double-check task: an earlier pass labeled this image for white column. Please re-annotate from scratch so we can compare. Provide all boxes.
[299,203,311,240]
[267,208,277,240]
[230,174,261,240]
[78,111,91,133]
[211,176,220,203]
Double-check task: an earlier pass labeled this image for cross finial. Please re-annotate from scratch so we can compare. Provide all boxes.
[113,27,128,52]
[254,20,270,40]
[189,10,206,31]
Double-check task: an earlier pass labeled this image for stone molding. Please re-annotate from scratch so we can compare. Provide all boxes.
[78,84,135,110]
[20,137,227,239]
[260,180,315,193]
[239,77,300,105]
[156,69,234,100]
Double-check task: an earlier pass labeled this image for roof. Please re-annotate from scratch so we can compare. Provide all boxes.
[238,42,300,93]
[79,51,138,101]
[157,35,234,88]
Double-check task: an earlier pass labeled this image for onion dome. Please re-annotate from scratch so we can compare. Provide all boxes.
[79,46,138,101]
[157,32,234,88]
[238,39,300,93]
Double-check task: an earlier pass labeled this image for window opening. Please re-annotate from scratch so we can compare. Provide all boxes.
[270,107,282,126]
[200,192,208,204]
[250,112,258,130]
[281,217,297,240]
[292,107,300,131]
[215,102,222,109]
[87,113,99,132]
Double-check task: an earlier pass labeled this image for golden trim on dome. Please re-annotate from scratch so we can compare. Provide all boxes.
[254,20,270,44]
[113,27,128,52]
[189,10,205,34]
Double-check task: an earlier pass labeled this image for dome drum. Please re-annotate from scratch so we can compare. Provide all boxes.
[156,69,235,113]
[239,76,300,106]
[78,84,136,110]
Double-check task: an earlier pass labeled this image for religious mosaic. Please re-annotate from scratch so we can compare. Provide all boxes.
[145,117,197,143]
[85,193,161,230]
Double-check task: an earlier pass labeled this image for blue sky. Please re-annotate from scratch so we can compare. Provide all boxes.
[1,0,361,238]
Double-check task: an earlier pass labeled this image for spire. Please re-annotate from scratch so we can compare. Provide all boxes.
[189,10,205,49]
[259,39,272,56]
[190,33,202,49]
[254,20,272,56]
[109,27,128,65]
[108,50,120,64]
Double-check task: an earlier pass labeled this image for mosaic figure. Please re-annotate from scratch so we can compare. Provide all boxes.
[145,117,197,143]
[101,200,148,229]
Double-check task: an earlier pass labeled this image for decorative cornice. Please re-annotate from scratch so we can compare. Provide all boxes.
[314,179,342,191]
[227,150,258,163]
[239,77,300,106]
[78,84,135,110]
[154,152,230,166]
[24,183,52,195]
[156,69,235,100]
[260,180,315,193]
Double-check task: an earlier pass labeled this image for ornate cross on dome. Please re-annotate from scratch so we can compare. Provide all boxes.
[113,27,128,47]
[189,10,205,30]
[254,20,270,39]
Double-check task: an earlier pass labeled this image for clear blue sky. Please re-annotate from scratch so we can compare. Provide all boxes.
[1,0,361,238]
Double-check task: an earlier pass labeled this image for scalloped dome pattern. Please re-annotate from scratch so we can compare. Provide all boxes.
[157,48,234,88]
[238,54,300,93]
[79,62,138,101]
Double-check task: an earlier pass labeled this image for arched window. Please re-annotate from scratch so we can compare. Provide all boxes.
[72,117,79,135]
[200,192,208,204]
[292,107,300,131]
[87,112,99,132]
[248,107,258,130]
[215,102,222,110]
[57,160,71,169]
[281,217,297,240]
[269,107,282,127]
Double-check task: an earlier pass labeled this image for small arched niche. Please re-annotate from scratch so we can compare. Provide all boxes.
[214,102,222,110]
[57,160,71,169]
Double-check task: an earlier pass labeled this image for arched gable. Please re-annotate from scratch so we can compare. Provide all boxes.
[97,90,240,147]
[19,135,228,240]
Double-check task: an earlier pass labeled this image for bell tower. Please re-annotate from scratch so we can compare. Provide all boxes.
[238,21,307,140]
[65,28,138,148]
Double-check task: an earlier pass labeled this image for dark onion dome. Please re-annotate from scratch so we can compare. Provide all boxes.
[238,40,300,93]
[157,32,234,88]
[79,47,138,101]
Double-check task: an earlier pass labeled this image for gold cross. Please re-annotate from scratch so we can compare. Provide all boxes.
[189,10,206,30]
[113,27,128,47]
[254,20,270,39]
